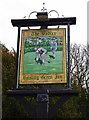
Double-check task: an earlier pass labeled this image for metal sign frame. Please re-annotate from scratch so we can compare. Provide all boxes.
[11,16,76,88]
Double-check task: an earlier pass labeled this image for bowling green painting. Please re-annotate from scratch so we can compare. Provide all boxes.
[19,28,67,84]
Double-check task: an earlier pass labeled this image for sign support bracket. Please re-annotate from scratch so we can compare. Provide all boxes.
[6,88,78,119]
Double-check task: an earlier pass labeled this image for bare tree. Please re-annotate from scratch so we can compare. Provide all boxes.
[70,44,89,92]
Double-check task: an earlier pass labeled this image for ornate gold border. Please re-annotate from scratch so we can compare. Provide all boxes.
[19,28,67,84]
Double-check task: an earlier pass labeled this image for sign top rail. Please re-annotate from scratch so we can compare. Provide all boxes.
[11,17,76,27]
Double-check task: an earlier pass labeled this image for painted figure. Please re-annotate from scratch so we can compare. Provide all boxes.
[50,40,57,58]
[35,47,47,64]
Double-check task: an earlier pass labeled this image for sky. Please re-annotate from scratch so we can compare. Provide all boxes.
[0,0,88,50]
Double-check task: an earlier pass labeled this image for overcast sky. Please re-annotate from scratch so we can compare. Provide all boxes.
[0,0,88,50]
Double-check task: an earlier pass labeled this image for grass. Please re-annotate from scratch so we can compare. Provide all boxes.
[23,51,63,74]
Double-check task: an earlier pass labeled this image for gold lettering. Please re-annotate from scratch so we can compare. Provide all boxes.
[55,75,63,79]
[41,75,52,79]
[23,76,39,80]
[31,32,39,36]
[42,31,56,36]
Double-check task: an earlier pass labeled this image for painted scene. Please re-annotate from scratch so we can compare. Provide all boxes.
[19,29,67,84]
[23,35,63,74]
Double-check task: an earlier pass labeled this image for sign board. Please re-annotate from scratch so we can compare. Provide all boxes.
[19,28,67,84]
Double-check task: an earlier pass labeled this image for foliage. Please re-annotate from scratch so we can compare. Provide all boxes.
[2,44,28,118]
[2,44,16,91]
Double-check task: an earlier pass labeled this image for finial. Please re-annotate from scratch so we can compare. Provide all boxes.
[41,2,47,12]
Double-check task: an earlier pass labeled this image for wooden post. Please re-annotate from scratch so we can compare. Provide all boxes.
[67,24,71,88]
[37,94,49,119]
[16,27,20,88]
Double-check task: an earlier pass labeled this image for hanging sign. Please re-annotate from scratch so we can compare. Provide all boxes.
[19,28,67,84]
